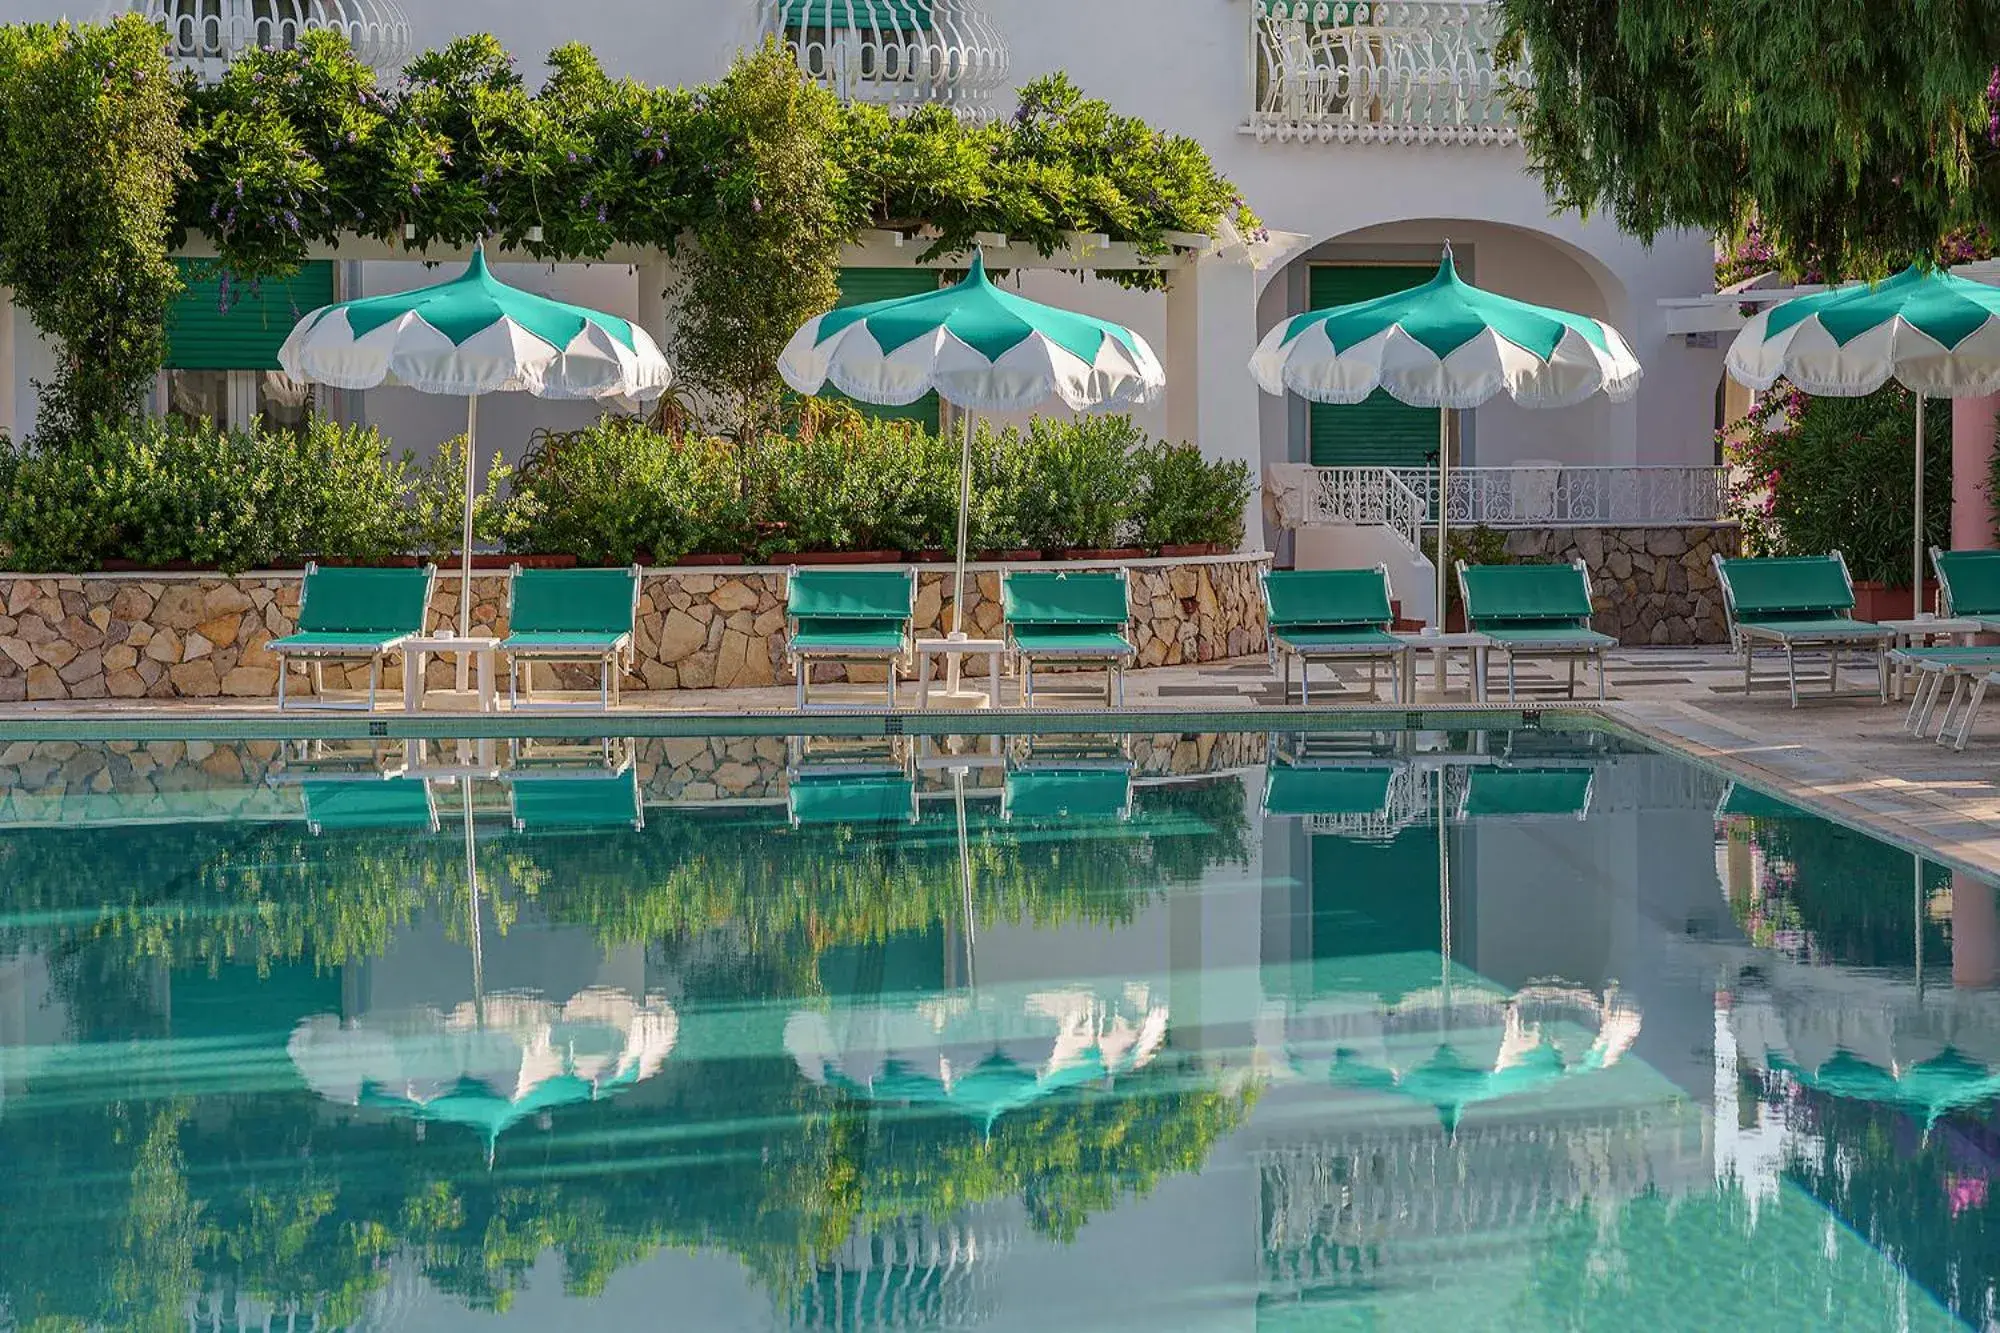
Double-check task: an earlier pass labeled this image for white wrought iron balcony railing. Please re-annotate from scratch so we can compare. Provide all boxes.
[762,0,1010,122]
[125,0,413,81]
[1386,465,1731,527]
[1244,0,1524,146]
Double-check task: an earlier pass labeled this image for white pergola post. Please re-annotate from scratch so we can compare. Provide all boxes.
[0,290,15,441]
[1166,249,1263,551]
[635,257,671,371]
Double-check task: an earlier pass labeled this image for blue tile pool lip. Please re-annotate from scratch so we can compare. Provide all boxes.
[0,704,1571,743]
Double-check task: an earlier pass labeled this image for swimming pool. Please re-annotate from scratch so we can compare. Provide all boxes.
[0,722,1987,1330]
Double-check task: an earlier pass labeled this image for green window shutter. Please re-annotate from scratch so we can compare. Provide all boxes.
[164,261,335,372]
[1306,265,1440,469]
[826,267,940,433]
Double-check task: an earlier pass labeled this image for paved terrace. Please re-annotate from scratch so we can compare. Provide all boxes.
[3,646,2000,879]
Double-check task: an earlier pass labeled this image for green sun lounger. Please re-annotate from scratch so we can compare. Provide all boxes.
[1454,559,1615,702]
[508,770,644,833]
[300,778,439,835]
[1455,766,1594,821]
[1934,546,2000,621]
[785,567,917,710]
[503,565,642,712]
[1002,570,1136,707]
[1898,547,2000,738]
[787,772,920,825]
[1711,552,1891,707]
[1261,566,1410,704]
[272,562,437,712]
[1002,765,1134,821]
[1715,780,1809,821]
[1262,763,1398,819]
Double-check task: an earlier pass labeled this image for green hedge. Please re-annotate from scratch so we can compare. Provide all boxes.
[0,417,516,573]
[0,409,1251,571]
[509,410,1252,563]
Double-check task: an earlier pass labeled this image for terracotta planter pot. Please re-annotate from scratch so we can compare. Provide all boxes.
[903,549,955,563]
[1061,547,1145,562]
[501,553,579,570]
[315,554,423,569]
[1158,543,1218,558]
[101,557,204,572]
[673,552,745,567]
[977,549,1043,562]
[1852,579,1938,622]
[789,549,901,566]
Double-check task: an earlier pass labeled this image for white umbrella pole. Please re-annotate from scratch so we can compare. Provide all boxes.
[947,408,975,694]
[954,764,978,990]
[459,395,478,691]
[1914,394,1927,620]
[1436,408,1450,630]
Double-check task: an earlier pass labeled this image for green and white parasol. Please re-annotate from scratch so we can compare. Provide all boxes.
[1250,248,1642,627]
[780,253,1163,695]
[280,243,672,645]
[1726,264,2000,617]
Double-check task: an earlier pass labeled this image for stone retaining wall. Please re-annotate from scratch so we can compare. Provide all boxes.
[1502,523,1741,646]
[0,731,1267,823]
[0,555,1269,702]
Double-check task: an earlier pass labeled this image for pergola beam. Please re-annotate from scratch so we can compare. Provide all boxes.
[167,231,1204,273]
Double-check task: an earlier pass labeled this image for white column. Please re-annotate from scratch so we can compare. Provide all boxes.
[1166,250,1264,551]
[635,256,671,367]
[0,288,15,440]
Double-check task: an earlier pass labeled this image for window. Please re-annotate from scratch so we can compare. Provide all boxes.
[822,267,942,433]
[159,260,332,432]
[1305,264,1447,470]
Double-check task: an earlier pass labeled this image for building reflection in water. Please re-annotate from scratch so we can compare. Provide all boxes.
[0,727,1991,1328]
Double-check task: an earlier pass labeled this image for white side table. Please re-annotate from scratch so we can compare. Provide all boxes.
[914,636,1007,709]
[1877,616,1981,701]
[1393,631,1490,703]
[401,635,501,713]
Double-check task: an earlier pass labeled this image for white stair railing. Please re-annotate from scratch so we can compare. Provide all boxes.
[1304,466,1428,555]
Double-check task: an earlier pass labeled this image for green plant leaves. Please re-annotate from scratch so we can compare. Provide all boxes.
[507,412,1249,562]
[1723,382,1951,585]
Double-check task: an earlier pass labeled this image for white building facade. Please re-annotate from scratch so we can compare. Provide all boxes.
[2,0,1725,598]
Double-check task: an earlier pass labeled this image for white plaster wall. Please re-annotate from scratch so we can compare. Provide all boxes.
[5,3,1723,475]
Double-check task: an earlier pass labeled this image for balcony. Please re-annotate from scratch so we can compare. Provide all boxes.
[761,1,1010,122]
[1243,1,1524,146]
[125,0,414,82]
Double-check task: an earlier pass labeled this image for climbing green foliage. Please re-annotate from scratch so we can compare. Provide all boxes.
[0,18,186,440]
[1495,0,2000,279]
[0,26,1248,439]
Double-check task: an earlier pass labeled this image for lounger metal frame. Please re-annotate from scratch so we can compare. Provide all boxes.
[1711,550,1891,708]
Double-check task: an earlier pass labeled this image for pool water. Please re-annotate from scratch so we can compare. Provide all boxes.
[0,725,1991,1330]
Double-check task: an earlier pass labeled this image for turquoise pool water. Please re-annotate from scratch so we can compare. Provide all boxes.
[0,724,1990,1330]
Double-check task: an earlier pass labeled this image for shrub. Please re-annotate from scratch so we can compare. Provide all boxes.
[511,419,746,563]
[1419,524,1510,621]
[0,417,412,573]
[1132,441,1251,550]
[403,434,529,561]
[1726,382,1950,586]
[1010,415,1146,552]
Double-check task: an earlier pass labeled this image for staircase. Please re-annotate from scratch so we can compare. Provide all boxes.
[1285,466,1438,626]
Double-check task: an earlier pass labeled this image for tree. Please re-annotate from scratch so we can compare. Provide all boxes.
[670,42,847,442]
[1493,0,2000,278]
[0,18,185,439]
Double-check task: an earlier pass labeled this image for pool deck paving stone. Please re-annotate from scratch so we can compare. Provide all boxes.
[7,645,2000,878]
